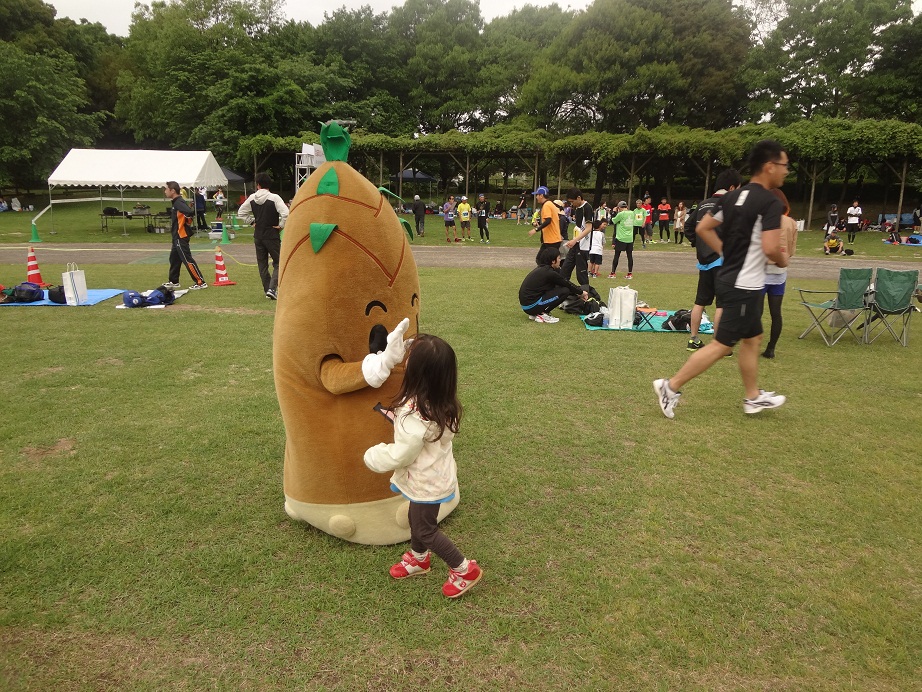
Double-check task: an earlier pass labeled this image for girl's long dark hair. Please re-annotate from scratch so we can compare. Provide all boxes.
[770,188,791,216]
[391,334,462,439]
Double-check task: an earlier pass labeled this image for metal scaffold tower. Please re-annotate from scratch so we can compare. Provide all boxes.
[295,143,326,192]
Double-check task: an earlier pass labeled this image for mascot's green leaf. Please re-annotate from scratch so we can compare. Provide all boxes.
[377,187,404,204]
[319,121,351,162]
[318,168,339,195]
[399,218,414,241]
[310,223,337,253]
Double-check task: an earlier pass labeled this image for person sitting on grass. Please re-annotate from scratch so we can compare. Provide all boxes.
[518,245,589,324]
[824,229,845,255]
[885,221,902,245]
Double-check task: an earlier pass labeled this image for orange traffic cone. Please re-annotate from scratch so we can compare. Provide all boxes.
[214,248,236,286]
[26,247,51,287]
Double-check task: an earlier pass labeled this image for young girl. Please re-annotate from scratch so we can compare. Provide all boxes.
[588,218,606,278]
[762,188,798,359]
[213,189,226,220]
[673,202,687,244]
[364,334,483,598]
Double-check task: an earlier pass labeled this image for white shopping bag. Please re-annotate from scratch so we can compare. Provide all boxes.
[62,262,88,306]
[607,286,637,330]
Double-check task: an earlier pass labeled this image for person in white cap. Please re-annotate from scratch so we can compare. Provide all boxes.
[411,194,426,237]
[456,196,473,240]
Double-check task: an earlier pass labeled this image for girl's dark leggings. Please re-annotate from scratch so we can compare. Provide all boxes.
[409,501,464,569]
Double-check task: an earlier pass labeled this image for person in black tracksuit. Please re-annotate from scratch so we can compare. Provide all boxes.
[194,189,208,230]
[164,181,207,289]
[238,172,289,300]
[518,245,588,321]
[560,188,594,284]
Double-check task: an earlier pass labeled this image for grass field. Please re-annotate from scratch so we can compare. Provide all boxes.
[1,262,920,689]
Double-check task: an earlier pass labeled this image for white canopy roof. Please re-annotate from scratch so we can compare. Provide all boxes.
[48,149,228,188]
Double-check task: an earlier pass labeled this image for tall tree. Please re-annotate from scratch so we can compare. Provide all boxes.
[116,0,341,165]
[475,4,572,129]
[0,42,102,187]
[312,6,415,135]
[742,0,912,125]
[857,13,922,125]
[518,0,751,134]
[387,0,486,133]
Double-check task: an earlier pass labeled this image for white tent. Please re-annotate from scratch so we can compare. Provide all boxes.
[48,149,228,188]
[42,149,229,236]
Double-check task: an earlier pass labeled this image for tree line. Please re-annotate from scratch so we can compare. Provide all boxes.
[2,0,920,201]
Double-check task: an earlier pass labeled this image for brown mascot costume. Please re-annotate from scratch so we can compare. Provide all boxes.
[274,122,459,545]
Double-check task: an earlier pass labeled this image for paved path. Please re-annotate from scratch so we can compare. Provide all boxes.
[2,242,920,281]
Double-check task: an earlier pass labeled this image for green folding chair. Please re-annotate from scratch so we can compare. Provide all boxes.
[798,267,874,345]
[864,268,919,346]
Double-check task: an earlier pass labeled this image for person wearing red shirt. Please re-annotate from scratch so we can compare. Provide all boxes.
[657,198,672,242]
[643,196,654,244]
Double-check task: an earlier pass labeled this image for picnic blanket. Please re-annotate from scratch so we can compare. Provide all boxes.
[882,234,922,245]
[0,288,124,307]
[115,288,190,309]
[582,310,714,333]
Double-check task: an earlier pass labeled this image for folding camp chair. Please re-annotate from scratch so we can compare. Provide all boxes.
[797,267,874,345]
[864,268,919,346]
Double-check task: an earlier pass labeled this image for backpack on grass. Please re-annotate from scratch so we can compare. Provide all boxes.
[13,282,44,303]
[47,286,67,304]
[662,308,693,331]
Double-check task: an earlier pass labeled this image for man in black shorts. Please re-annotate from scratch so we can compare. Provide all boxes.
[654,140,790,418]
[684,168,743,351]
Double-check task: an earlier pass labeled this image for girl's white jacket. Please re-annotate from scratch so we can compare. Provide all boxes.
[363,404,458,503]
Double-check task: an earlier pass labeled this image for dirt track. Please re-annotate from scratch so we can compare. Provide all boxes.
[1,242,920,281]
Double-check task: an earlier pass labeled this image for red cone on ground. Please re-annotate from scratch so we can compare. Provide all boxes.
[26,247,51,287]
[214,248,236,286]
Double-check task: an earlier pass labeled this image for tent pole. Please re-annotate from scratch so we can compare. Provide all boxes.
[121,186,129,236]
[48,185,56,235]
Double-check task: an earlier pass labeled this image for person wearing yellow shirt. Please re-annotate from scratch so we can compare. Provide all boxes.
[824,229,845,255]
[456,197,473,241]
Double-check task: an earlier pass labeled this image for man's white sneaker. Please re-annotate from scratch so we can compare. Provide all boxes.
[743,390,786,414]
[534,313,559,323]
[653,378,681,419]
[162,282,181,289]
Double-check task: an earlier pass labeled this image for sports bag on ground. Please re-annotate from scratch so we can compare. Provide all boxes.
[13,282,44,303]
[144,285,176,306]
[662,308,693,331]
[122,290,146,307]
[47,285,67,304]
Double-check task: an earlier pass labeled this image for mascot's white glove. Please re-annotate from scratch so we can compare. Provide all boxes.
[362,317,411,388]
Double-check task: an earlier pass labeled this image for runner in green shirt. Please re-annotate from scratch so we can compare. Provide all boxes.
[608,200,637,279]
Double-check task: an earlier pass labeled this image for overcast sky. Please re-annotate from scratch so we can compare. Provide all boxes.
[48,0,595,35]
[45,0,922,39]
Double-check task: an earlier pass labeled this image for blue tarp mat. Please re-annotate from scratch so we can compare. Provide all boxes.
[0,288,125,306]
